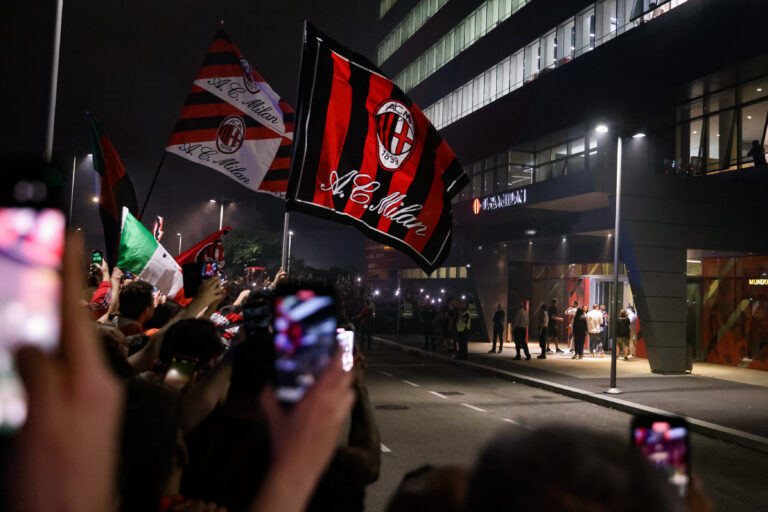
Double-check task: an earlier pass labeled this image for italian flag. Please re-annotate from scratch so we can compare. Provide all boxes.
[117,207,183,297]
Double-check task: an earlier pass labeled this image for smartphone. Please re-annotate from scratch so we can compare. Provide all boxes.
[337,328,354,372]
[91,249,103,265]
[124,270,134,280]
[273,283,337,403]
[0,207,65,431]
[164,355,198,390]
[631,415,690,497]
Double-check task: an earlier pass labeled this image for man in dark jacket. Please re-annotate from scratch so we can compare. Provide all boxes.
[489,304,505,353]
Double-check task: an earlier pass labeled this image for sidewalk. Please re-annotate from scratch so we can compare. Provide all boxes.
[372,334,768,453]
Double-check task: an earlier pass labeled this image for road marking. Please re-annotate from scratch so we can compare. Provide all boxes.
[429,391,449,399]
[378,371,394,377]
[503,418,532,430]
[402,380,419,387]
[461,403,487,412]
[380,443,392,453]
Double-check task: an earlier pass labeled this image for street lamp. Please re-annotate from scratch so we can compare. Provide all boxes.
[68,154,94,227]
[594,123,644,395]
[287,230,294,275]
[177,233,182,256]
[209,199,233,231]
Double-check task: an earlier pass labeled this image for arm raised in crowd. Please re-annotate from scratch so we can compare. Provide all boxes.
[178,357,233,433]
[13,236,124,512]
[332,352,381,483]
[127,278,225,372]
[250,351,355,512]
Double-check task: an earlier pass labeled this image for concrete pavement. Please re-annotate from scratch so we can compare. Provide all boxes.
[371,334,768,452]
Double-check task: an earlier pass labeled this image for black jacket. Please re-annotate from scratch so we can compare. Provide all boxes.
[573,315,588,338]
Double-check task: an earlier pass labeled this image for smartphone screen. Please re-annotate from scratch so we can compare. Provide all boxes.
[632,417,690,497]
[337,329,354,372]
[273,288,337,403]
[0,207,65,431]
[91,249,103,265]
[164,355,198,390]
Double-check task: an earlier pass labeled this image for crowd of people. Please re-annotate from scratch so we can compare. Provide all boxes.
[477,299,640,362]
[3,236,711,511]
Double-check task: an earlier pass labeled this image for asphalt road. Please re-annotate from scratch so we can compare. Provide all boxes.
[361,344,768,512]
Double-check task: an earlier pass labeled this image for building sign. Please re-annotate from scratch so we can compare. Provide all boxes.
[472,188,527,214]
[749,278,768,286]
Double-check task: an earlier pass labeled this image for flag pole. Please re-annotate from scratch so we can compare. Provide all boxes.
[280,211,291,272]
[43,0,64,163]
[139,152,167,221]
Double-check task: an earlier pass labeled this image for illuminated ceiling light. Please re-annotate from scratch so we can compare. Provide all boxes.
[632,132,646,138]
[595,124,609,133]
[570,46,575,50]
[589,33,595,37]
[686,259,702,264]
[747,115,752,119]
[758,88,763,92]
[607,233,613,237]
[692,130,697,134]
[717,134,720,137]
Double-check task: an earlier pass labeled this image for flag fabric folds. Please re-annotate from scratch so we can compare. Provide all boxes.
[117,208,183,297]
[88,113,140,268]
[286,23,468,274]
[176,226,231,266]
[166,30,294,196]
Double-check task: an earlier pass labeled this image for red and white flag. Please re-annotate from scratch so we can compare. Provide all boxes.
[166,30,294,195]
[176,226,231,266]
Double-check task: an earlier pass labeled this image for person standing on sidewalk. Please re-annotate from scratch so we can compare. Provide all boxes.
[587,304,604,357]
[627,305,638,359]
[353,300,375,350]
[546,299,564,354]
[489,304,506,353]
[617,309,631,360]
[564,300,579,354]
[512,301,531,360]
[420,302,438,351]
[600,304,610,353]
[535,303,549,359]
[455,303,471,360]
[572,307,588,359]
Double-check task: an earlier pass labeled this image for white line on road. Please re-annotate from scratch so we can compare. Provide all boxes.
[429,391,449,399]
[402,380,419,387]
[378,371,394,377]
[461,403,487,412]
[503,418,532,430]
[380,443,392,453]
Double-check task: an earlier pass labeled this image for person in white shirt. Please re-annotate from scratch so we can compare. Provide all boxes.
[586,304,604,358]
[627,305,638,359]
[512,301,531,360]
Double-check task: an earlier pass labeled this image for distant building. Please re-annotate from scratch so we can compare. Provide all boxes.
[378,0,768,373]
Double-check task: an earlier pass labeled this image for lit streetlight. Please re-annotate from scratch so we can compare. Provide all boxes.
[177,233,182,256]
[287,230,295,275]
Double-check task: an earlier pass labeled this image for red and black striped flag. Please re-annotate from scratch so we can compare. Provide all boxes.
[286,24,468,273]
[166,30,294,196]
[87,113,140,268]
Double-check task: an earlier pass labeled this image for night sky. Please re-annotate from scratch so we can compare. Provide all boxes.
[4,0,377,270]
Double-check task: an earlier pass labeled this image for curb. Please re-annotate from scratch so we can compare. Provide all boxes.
[372,336,768,455]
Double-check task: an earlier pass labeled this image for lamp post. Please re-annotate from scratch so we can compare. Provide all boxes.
[595,124,644,395]
[287,230,294,275]
[68,153,93,227]
[177,233,182,256]
[209,199,232,230]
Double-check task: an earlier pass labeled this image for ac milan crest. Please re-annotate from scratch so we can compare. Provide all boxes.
[216,115,245,154]
[375,100,415,171]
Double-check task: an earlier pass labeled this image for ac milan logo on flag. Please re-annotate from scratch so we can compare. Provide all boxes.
[375,100,414,171]
[239,56,260,93]
[286,23,468,274]
[216,115,245,154]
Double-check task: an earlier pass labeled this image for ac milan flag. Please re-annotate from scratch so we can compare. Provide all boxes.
[286,24,468,273]
[166,30,294,195]
[176,226,231,266]
[87,113,140,268]
[152,215,164,241]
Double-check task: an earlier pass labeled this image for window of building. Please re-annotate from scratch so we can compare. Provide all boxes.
[741,100,768,167]
[542,30,557,70]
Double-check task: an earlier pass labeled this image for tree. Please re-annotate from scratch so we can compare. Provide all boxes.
[223,224,281,279]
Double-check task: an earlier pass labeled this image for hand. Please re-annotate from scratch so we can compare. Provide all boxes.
[271,268,287,287]
[111,265,123,282]
[13,234,124,512]
[98,259,110,281]
[194,277,226,308]
[233,289,251,306]
[251,352,354,512]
